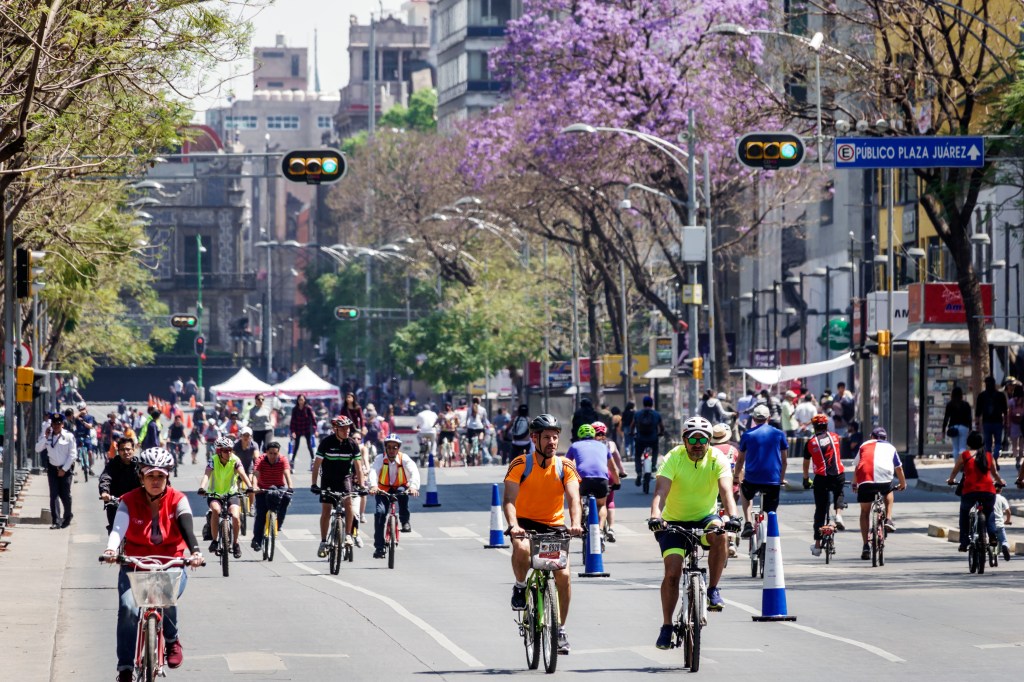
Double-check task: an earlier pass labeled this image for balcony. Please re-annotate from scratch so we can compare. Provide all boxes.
[158,272,258,291]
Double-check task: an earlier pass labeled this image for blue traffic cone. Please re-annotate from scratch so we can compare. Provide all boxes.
[423,452,441,507]
[752,511,797,622]
[578,495,610,577]
[484,483,507,548]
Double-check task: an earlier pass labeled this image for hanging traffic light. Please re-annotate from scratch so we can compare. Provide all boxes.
[170,314,199,329]
[15,248,45,299]
[15,366,34,403]
[691,357,704,380]
[736,132,805,169]
[334,306,360,320]
[194,335,206,357]
[281,149,347,184]
[877,330,891,357]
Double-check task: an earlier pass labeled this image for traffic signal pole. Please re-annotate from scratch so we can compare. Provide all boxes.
[686,110,699,420]
[2,186,14,515]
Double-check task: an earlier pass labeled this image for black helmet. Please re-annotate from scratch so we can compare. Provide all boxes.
[529,414,561,433]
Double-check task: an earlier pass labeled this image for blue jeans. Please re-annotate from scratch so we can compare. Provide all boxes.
[982,423,1004,461]
[117,567,187,670]
[950,425,969,458]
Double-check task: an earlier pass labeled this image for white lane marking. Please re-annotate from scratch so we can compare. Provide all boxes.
[281,528,315,540]
[724,599,904,663]
[277,544,484,668]
[974,642,1024,649]
[439,526,478,537]
[276,652,351,658]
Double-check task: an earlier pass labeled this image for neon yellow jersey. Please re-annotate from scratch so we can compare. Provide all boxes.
[209,454,242,495]
[656,445,730,522]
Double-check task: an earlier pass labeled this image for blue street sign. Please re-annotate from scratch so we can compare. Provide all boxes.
[834,136,984,169]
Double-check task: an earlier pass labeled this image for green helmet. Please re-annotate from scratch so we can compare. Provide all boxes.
[576,424,596,440]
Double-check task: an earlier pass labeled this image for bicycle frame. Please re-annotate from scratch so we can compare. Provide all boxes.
[749,494,766,578]
[869,492,887,568]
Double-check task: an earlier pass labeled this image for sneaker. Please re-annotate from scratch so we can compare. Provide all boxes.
[883,519,896,533]
[251,538,261,552]
[861,544,870,560]
[810,544,822,557]
[166,639,183,668]
[208,540,219,554]
[740,521,754,539]
[1002,544,1012,562]
[373,549,386,559]
[635,475,642,487]
[834,513,845,531]
[707,587,724,611]
[401,522,412,533]
[232,543,242,559]
[958,544,968,552]
[656,624,674,650]
[117,669,133,682]
[605,527,616,543]
[353,534,363,548]
[557,628,570,655]
[317,541,328,558]
[359,515,367,523]
[511,585,527,611]
[344,534,354,547]
[728,545,737,558]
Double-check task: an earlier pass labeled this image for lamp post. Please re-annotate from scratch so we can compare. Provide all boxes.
[254,240,278,381]
[196,236,206,391]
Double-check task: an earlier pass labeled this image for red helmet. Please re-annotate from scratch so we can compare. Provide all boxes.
[811,413,829,426]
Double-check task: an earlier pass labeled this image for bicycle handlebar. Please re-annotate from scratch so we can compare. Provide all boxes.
[648,523,727,538]
[318,488,369,501]
[98,554,207,568]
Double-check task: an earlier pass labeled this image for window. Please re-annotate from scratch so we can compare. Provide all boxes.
[260,50,284,59]
[472,0,512,25]
[468,51,492,80]
[382,50,399,80]
[785,70,807,105]
[291,54,300,77]
[266,81,284,88]
[184,235,212,274]
[267,115,299,130]
[317,115,333,129]
[361,50,378,81]
[784,0,808,36]
[225,115,258,130]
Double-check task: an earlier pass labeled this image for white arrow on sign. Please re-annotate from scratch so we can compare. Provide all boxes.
[967,145,981,160]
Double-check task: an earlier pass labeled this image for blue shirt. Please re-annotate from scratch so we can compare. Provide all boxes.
[566,439,611,479]
[738,423,788,485]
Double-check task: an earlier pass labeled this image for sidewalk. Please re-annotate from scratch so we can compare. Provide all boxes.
[0,473,71,681]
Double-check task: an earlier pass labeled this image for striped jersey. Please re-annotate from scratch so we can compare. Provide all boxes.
[852,439,901,485]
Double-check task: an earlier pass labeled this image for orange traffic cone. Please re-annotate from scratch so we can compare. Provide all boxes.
[189,395,196,408]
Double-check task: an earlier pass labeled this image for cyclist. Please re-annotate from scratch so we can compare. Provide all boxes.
[415,402,438,463]
[632,396,664,484]
[101,447,203,681]
[167,413,187,464]
[72,404,97,476]
[250,441,294,552]
[711,423,740,557]
[312,415,365,558]
[504,414,582,655]
[802,413,847,557]
[198,436,254,559]
[851,427,907,560]
[946,430,1004,555]
[735,404,788,539]
[368,434,421,559]
[566,423,618,537]
[436,402,460,466]
[592,421,626,541]
[99,438,141,532]
[507,404,532,460]
[137,406,162,450]
[464,396,490,465]
[648,416,740,649]
[234,427,260,511]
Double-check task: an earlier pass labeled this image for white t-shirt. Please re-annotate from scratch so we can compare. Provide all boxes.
[794,402,818,428]
[994,494,1010,529]
[415,410,438,434]
[465,405,488,430]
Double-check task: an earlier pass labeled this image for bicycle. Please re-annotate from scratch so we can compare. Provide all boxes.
[747,493,767,578]
[649,524,725,673]
[377,488,410,569]
[317,487,367,575]
[966,499,989,574]
[256,487,292,562]
[639,447,653,494]
[511,530,571,674]
[98,554,204,682]
[202,492,236,577]
[77,445,91,482]
[438,434,455,467]
[868,490,888,568]
[167,440,186,477]
[819,507,838,565]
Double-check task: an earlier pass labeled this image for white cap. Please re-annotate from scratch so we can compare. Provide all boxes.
[752,405,771,420]
[240,426,253,436]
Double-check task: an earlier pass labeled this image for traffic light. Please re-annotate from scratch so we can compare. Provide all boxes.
[877,329,891,357]
[334,306,360,320]
[281,149,346,185]
[690,357,704,381]
[194,335,206,357]
[170,314,199,329]
[15,248,45,299]
[736,132,805,170]
[15,366,33,403]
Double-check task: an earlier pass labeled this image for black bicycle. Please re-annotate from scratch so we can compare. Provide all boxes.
[967,499,989,574]
[201,492,236,577]
[317,487,367,575]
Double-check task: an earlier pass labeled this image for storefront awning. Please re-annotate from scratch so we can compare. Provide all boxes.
[733,353,855,386]
[894,327,1024,346]
[644,367,673,380]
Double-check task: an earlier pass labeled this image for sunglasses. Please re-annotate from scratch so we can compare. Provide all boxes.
[686,436,709,445]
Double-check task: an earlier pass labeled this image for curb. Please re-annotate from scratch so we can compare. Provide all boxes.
[915,479,953,493]
[924,524,1024,556]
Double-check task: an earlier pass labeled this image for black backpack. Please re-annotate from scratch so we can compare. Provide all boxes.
[635,409,658,439]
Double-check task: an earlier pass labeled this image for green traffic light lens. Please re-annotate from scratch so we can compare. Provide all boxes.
[322,158,339,174]
[348,310,357,317]
[780,142,797,159]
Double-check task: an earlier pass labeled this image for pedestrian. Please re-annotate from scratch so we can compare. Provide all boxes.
[699,390,732,425]
[493,407,511,465]
[137,406,162,450]
[508,404,532,461]
[793,394,818,437]
[184,377,198,401]
[289,394,317,468]
[736,389,756,433]
[780,390,798,437]
[570,398,601,443]
[836,382,856,424]
[620,400,636,461]
[631,396,665,482]
[975,376,1008,466]
[1005,382,1023,470]
[942,386,972,460]
[36,413,76,529]
[340,392,365,435]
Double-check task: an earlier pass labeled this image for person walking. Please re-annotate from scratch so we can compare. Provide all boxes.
[975,377,1008,466]
[631,396,665,483]
[1005,382,1024,471]
[248,394,273,450]
[36,413,77,529]
[942,386,972,460]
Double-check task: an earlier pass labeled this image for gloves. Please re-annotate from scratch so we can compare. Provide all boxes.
[610,483,621,491]
[647,517,667,532]
[803,478,812,490]
[723,518,741,533]
[310,485,321,495]
[197,488,206,496]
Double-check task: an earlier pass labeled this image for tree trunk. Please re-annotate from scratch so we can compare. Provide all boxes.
[586,291,602,404]
[951,247,990,396]
[713,283,731,387]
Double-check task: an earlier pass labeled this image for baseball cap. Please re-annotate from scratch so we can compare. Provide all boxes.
[752,405,771,421]
[870,427,888,440]
[240,426,253,436]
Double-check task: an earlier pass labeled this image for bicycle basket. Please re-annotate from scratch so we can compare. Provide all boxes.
[529,536,570,571]
[128,570,180,608]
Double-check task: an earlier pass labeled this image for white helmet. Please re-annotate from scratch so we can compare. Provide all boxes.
[682,416,713,439]
[136,447,175,474]
[214,436,234,450]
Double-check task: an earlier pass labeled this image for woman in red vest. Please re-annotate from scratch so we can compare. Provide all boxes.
[101,447,203,682]
[947,431,1005,554]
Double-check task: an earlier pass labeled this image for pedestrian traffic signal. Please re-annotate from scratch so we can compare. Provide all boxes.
[15,366,34,403]
[281,149,346,185]
[14,248,45,299]
[170,314,199,329]
[334,306,360,320]
[690,357,704,381]
[877,329,891,357]
[194,335,206,356]
[736,132,805,169]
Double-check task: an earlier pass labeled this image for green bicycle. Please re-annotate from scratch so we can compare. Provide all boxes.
[514,530,570,674]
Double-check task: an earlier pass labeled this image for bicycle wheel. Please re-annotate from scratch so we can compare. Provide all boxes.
[824,536,832,565]
[749,536,759,578]
[387,515,397,569]
[524,584,540,670]
[758,544,765,578]
[686,574,703,672]
[541,579,559,673]
[143,614,159,682]
[220,518,231,577]
[976,511,986,574]
[877,524,885,566]
[240,500,247,537]
[869,508,879,568]
[329,518,342,575]
[266,511,277,562]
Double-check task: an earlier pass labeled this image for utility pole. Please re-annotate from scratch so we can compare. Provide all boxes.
[2,186,14,515]
[686,109,698,420]
[703,150,714,390]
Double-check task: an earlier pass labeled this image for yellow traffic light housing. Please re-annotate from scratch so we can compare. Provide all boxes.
[877,330,891,357]
[281,150,346,185]
[691,357,704,380]
[737,132,805,170]
[16,366,34,403]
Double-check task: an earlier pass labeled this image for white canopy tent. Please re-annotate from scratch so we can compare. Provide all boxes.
[273,365,341,400]
[209,367,276,400]
[735,353,855,386]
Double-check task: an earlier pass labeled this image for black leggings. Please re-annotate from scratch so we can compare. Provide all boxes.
[812,474,846,541]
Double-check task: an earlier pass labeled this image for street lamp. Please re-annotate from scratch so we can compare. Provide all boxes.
[254,239,278,381]
[196,236,207,391]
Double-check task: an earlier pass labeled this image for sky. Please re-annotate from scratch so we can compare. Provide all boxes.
[192,0,406,114]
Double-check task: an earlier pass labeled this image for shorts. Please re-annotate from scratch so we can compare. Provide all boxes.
[208,495,241,509]
[655,516,721,557]
[740,482,781,513]
[439,431,456,443]
[856,481,894,503]
[517,518,565,534]
[319,476,353,503]
[466,428,484,440]
[579,477,610,500]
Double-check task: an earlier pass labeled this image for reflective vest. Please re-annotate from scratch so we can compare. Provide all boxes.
[379,454,408,492]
